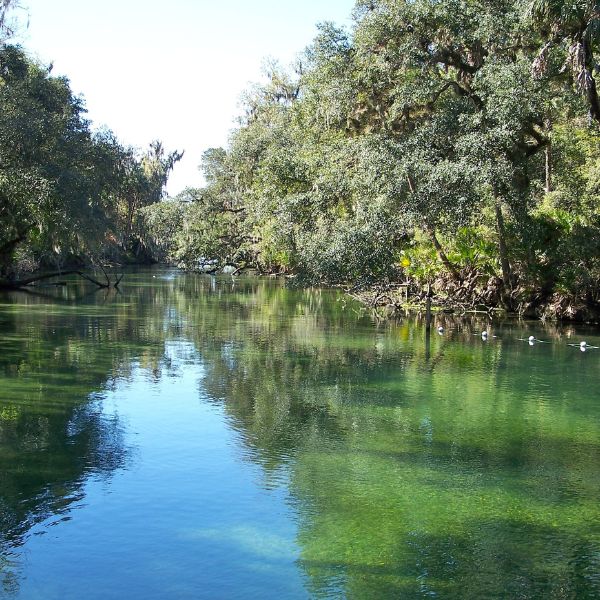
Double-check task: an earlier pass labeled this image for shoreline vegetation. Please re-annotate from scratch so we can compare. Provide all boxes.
[3,2,600,322]
[6,264,598,324]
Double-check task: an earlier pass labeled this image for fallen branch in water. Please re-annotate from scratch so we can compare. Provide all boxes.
[0,269,124,290]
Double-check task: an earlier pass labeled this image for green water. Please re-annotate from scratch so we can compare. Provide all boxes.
[0,269,599,599]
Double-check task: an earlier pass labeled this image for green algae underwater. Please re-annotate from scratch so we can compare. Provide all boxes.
[0,269,599,599]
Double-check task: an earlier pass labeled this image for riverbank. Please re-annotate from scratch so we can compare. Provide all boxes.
[343,276,600,324]
[189,264,600,323]
[7,261,597,324]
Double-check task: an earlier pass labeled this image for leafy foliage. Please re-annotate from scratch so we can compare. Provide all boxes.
[4,1,600,318]
[161,0,600,318]
[0,45,181,277]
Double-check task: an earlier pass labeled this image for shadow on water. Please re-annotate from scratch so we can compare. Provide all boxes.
[298,521,600,599]
[0,270,599,598]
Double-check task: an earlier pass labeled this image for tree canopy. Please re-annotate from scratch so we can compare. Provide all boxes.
[140,0,600,319]
[0,42,181,281]
[3,0,600,319]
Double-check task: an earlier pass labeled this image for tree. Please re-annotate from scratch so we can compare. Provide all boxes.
[116,141,183,257]
[292,1,550,292]
[170,0,600,316]
[137,196,187,263]
[0,0,21,42]
[529,0,600,123]
[0,44,183,280]
[0,45,123,276]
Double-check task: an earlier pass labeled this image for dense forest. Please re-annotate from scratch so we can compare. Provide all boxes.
[3,0,600,320]
[145,0,600,320]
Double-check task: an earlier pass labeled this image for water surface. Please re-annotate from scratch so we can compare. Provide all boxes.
[1,270,599,598]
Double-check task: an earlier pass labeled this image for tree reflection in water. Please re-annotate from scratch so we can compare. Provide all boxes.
[1,271,599,598]
[172,276,600,598]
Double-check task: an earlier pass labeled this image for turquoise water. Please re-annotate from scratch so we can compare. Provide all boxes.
[0,270,599,598]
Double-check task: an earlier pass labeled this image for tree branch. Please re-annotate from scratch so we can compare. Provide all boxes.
[0,270,116,289]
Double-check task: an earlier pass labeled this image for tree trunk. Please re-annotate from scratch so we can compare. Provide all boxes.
[494,196,512,291]
[545,145,552,193]
[544,116,552,193]
[425,224,461,282]
[406,173,460,282]
[580,37,600,124]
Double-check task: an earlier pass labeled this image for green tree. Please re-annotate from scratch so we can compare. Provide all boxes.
[172,0,600,317]
[529,0,600,123]
[0,46,125,276]
[117,140,183,259]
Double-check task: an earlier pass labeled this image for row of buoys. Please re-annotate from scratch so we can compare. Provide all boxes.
[435,326,597,351]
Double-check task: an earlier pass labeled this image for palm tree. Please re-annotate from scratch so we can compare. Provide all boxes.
[529,0,600,123]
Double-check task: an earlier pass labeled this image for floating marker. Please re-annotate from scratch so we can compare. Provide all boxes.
[519,336,550,344]
[519,337,535,343]
[568,341,598,350]
[475,331,497,339]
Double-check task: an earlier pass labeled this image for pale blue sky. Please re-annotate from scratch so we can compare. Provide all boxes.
[17,0,355,194]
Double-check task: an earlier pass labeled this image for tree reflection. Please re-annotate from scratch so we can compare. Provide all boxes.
[1,271,599,598]
[0,278,175,594]
[166,275,600,599]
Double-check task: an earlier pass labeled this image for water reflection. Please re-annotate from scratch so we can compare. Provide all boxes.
[0,282,160,594]
[0,271,599,598]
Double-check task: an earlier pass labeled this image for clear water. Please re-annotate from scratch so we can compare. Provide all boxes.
[1,269,599,599]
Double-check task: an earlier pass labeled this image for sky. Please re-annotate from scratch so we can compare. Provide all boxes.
[16,0,355,195]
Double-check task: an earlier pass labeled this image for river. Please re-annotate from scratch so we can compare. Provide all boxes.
[0,269,599,598]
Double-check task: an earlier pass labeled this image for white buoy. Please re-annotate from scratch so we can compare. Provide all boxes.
[481,331,488,340]
[528,335,535,342]
[580,341,587,348]
[437,326,444,334]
